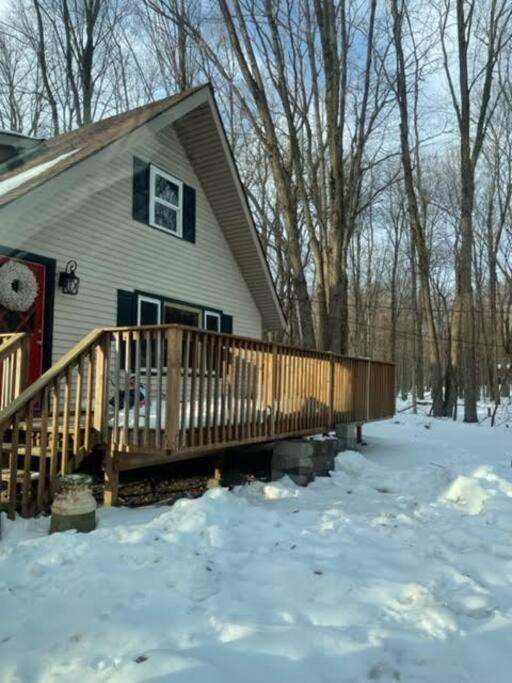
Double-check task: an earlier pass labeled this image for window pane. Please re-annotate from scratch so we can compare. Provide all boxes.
[155,174,179,205]
[205,313,220,332]
[154,202,177,232]
[139,299,160,325]
[164,305,199,327]
[138,298,160,368]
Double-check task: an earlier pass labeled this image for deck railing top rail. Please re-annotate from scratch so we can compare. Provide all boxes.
[103,323,395,367]
[0,332,28,354]
[0,328,103,425]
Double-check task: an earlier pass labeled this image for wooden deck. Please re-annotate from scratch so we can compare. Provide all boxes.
[0,325,395,518]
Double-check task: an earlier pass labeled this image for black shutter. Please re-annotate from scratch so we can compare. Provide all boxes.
[182,184,196,243]
[117,290,136,369]
[132,157,149,224]
[220,314,233,334]
[117,290,136,326]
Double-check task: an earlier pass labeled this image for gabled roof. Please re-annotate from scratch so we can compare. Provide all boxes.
[0,86,204,206]
[0,84,285,331]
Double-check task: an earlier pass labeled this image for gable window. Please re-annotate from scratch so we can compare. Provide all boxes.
[149,165,183,236]
[133,157,196,243]
[204,310,221,332]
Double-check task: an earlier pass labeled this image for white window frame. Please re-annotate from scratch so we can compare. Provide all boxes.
[149,165,183,237]
[137,295,162,325]
[204,310,221,332]
[163,301,202,327]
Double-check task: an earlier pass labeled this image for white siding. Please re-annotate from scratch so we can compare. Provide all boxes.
[0,121,263,363]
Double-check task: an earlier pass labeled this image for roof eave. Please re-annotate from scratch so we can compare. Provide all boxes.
[174,88,286,331]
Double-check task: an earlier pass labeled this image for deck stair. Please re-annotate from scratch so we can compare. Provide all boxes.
[0,324,395,519]
[0,420,98,514]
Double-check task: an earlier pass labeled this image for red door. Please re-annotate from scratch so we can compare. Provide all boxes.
[0,256,46,385]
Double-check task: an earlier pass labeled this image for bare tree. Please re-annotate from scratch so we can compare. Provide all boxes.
[0,0,146,134]
[439,0,512,421]
[390,0,446,415]
[32,0,60,133]
[144,0,394,353]
[136,0,201,94]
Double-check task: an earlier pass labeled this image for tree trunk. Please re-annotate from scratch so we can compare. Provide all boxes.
[458,175,478,422]
[390,0,444,416]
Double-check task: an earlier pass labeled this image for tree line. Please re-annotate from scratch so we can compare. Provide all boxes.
[1,0,511,422]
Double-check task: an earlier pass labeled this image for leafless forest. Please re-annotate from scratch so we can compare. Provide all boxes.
[1,0,511,422]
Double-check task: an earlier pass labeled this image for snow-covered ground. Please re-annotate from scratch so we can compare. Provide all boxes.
[1,406,512,682]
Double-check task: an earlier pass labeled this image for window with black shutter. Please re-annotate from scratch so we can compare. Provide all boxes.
[121,292,233,338]
[133,158,195,244]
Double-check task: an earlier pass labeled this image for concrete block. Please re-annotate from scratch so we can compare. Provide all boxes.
[335,424,359,450]
[272,440,315,486]
[308,438,340,476]
[272,437,341,484]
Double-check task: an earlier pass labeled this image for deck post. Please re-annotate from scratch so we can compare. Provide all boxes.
[93,335,108,438]
[328,352,335,429]
[270,344,278,437]
[165,327,183,452]
[214,452,224,482]
[366,359,371,421]
[356,424,363,444]
[104,447,119,507]
[14,334,29,397]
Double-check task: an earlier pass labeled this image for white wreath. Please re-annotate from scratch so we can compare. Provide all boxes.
[0,261,39,312]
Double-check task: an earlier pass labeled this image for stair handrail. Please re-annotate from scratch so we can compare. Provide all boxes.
[0,332,29,363]
[0,328,104,427]
[0,332,31,410]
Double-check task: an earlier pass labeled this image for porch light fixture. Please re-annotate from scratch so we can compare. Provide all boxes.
[58,260,80,295]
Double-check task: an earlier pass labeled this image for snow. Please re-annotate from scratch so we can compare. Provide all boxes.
[1,408,512,682]
[0,150,78,198]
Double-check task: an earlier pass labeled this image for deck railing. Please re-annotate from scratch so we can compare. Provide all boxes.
[0,328,106,516]
[0,333,30,411]
[106,325,395,458]
[0,324,395,517]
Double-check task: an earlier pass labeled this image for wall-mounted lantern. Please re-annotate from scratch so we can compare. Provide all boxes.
[58,260,80,295]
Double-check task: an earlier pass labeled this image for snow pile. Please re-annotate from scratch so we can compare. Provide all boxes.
[441,475,488,515]
[1,413,512,682]
[261,480,299,499]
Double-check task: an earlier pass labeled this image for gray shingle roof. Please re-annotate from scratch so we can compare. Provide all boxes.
[0,85,207,207]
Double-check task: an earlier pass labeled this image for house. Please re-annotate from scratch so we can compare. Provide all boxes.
[0,86,395,519]
[0,84,285,385]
